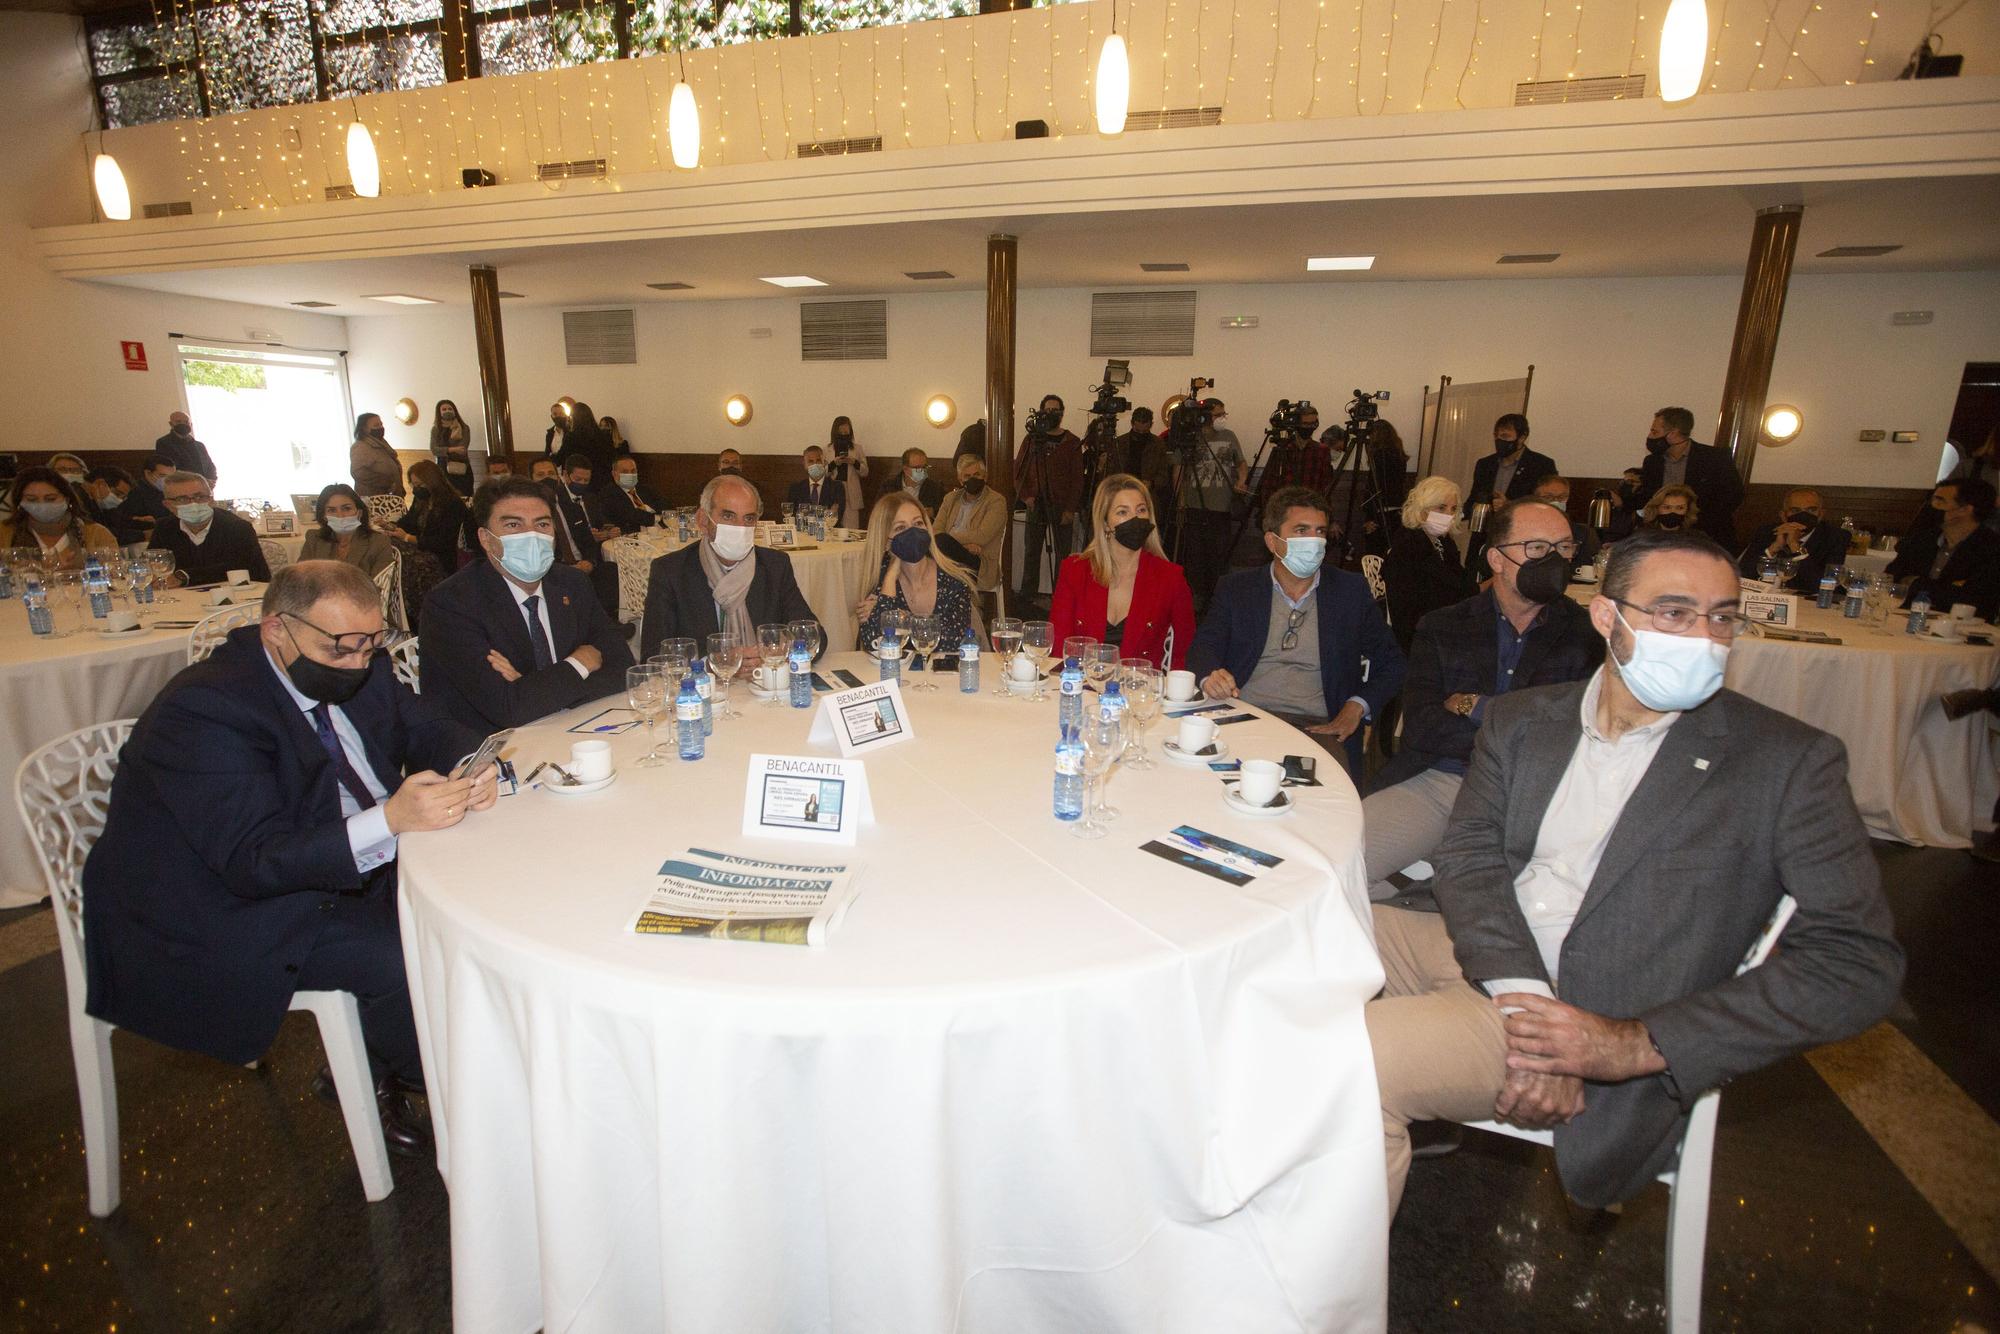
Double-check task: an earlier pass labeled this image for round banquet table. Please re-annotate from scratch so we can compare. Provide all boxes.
[1569,581,1999,846]
[0,585,263,906]
[398,655,1390,1334]
[607,531,875,654]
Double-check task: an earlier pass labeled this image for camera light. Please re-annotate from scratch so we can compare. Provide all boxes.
[724,395,753,426]
[1762,404,1803,443]
[925,395,956,428]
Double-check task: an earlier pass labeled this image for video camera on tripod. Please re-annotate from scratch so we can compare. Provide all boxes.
[1166,377,1218,453]
[1267,398,1316,442]
[1087,359,1132,424]
[1343,388,1389,434]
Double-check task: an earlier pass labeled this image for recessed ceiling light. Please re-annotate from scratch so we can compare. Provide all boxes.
[361,293,441,305]
[1816,245,1902,258]
[1306,256,1374,272]
[1496,253,1561,265]
[759,275,827,288]
[904,271,954,281]
[646,281,695,291]
[290,300,336,308]
[1140,262,1190,272]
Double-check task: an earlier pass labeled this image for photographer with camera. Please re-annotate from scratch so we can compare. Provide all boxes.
[1253,401,1335,506]
[825,416,870,525]
[1170,393,1248,605]
[1013,394,1086,606]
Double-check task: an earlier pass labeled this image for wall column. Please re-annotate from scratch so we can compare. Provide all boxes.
[985,233,1019,592]
[468,264,514,459]
[1714,204,1804,484]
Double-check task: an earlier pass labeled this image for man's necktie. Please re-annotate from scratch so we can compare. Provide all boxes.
[310,704,377,810]
[523,594,556,670]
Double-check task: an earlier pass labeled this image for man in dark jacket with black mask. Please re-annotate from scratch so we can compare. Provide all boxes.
[1361,499,1603,899]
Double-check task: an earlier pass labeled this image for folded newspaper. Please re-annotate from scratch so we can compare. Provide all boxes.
[628,846,861,947]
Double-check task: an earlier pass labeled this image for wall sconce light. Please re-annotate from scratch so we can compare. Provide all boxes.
[724,394,753,426]
[1761,404,1803,444]
[393,397,420,426]
[925,395,956,428]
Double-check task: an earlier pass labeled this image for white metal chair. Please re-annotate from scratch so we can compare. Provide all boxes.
[1456,894,1798,1334]
[187,603,264,664]
[259,538,293,572]
[363,494,407,526]
[372,554,407,635]
[603,534,654,625]
[1360,553,1387,603]
[388,635,420,693]
[15,722,395,1216]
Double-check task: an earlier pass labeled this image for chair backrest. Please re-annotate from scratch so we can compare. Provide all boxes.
[188,603,264,664]
[260,538,293,572]
[373,553,407,634]
[603,535,652,624]
[389,635,421,693]
[15,720,135,1002]
[1360,553,1387,604]
[364,494,408,525]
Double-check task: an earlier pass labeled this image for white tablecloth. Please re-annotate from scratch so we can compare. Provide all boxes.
[608,532,876,654]
[1840,548,1897,580]
[399,656,1389,1333]
[0,588,247,906]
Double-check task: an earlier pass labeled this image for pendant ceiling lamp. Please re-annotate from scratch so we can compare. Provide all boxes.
[1094,0,1130,135]
[91,136,131,221]
[346,108,381,198]
[1658,0,1710,103]
[668,53,701,169]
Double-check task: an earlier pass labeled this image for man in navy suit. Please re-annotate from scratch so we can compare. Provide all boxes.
[785,445,845,527]
[83,560,494,1153]
[1190,485,1405,782]
[639,473,821,663]
[421,478,636,733]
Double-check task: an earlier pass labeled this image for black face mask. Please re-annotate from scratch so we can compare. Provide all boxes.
[1493,438,1518,456]
[171,423,192,436]
[962,477,986,496]
[1654,512,1686,530]
[1112,517,1154,551]
[284,629,372,705]
[368,428,387,441]
[1512,551,1571,605]
[890,528,932,564]
[1646,436,1669,455]
[720,465,742,476]
[1619,480,1638,495]
[1783,510,1817,528]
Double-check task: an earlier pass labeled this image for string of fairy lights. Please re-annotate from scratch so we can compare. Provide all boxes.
[85,0,1932,221]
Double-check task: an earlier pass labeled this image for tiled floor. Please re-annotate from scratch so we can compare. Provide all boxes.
[1,843,1994,1332]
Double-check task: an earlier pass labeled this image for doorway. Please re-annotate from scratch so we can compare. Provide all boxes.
[173,341,352,503]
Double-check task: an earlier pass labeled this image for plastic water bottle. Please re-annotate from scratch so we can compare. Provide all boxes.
[1841,578,1865,620]
[1906,590,1932,636]
[877,631,901,683]
[84,558,112,619]
[1816,566,1840,610]
[22,576,53,637]
[958,627,981,694]
[0,562,13,600]
[1057,656,1085,733]
[676,674,705,760]
[692,657,714,735]
[1052,725,1085,821]
[1099,678,1127,727]
[789,638,813,707]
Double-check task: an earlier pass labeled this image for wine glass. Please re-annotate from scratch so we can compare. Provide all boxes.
[780,502,796,525]
[145,548,176,592]
[1119,659,1162,769]
[875,608,910,655]
[707,632,743,720]
[1073,706,1127,840]
[788,618,822,662]
[908,615,940,691]
[756,623,789,705]
[1088,643,1122,692]
[660,638,697,669]
[1022,620,1055,702]
[1062,636,1100,684]
[627,665,667,767]
[54,569,86,638]
[989,616,1023,697]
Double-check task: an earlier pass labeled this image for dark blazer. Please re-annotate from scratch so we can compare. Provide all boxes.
[785,477,846,527]
[154,431,217,481]
[880,476,945,516]
[1189,564,1406,777]
[599,484,669,535]
[148,509,271,585]
[1464,447,1557,514]
[397,493,470,570]
[1888,524,2000,619]
[1381,525,1478,653]
[1634,441,1744,547]
[419,560,634,732]
[1434,682,1904,1207]
[1736,517,1849,593]
[1377,590,1603,788]
[639,544,820,662]
[82,627,479,1065]
[97,494,153,545]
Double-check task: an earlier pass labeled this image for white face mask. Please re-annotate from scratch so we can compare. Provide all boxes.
[1421,511,1454,538]
[710,522,755,563]
[327,515,363,535]
[1612,609,1729,712]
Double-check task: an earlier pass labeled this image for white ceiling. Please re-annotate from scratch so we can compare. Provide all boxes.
[88,175,2000,315]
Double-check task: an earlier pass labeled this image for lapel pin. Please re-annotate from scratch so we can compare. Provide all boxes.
[1694,758,1710,770]
[562,595,571,606]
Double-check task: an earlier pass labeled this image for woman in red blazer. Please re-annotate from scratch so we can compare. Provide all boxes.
[1050,473,1195,669]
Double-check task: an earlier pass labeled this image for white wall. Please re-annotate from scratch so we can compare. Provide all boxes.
[344,269,2000,493]
[0,13,350,451]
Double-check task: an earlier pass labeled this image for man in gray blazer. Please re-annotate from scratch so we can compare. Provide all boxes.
[1367,526,1903,1213]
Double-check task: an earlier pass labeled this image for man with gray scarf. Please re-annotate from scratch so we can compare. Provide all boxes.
[640,474,822,664]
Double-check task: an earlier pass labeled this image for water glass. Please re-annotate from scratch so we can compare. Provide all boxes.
[990,616,1024,696]
[1022,620,1055,701]
[1062,636,1099,679]
[1087,642,1122,691]
[145,549,176,587]
[707,632,743,720]
[788,618,823,661]
[627,665,667,767]
[756,623,789,705]
[1119,659,1162,769]
[909,615,940,691]
[1072,708,1126,840]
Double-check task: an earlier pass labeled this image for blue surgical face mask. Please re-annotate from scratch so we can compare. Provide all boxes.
[22,500,71,525]
[908,468,928,485]
[327,515,363,535]
[493,530,555,583]
[175,502,213,527]
[616,473,638,491]
[1280,535,1326,579]
[1612,608,1729,712]
[97,493,124,511]
[807,463,827,481]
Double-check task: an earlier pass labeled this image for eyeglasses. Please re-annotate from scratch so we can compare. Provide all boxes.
[1608,597,1749,640]
[1281,602,1309,652]
[1494,538,1579,561]
[284,611,386,660]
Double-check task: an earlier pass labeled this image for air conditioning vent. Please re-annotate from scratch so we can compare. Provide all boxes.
[801,300,887,362]
[536,158,608,182]
[1125,107,1224,131]
[904,271,954,281]
[290,300,337,308]
[498,291,526,299]
[796,135,884,159]
[1514,74,1646,105]
[142,200,193,218]
[1090,290,1196,358]
[1140,262,1190,273]
[324,184,357,201]
[646,281,695,291]
[1497,253,1561,265]
[1817,245,1903,258]
[562,308,637,366]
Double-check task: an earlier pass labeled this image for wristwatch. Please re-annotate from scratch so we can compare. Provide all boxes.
[1454,694,1478,717]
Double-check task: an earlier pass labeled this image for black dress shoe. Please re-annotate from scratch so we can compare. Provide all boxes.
[376,1087,432,1159]
[312,1065,425,1101]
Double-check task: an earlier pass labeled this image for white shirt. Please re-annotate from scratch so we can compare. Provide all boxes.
[183,520,211,547]
[1486,667,1680,998]
[265,649,397,873]
[502,575,591,679]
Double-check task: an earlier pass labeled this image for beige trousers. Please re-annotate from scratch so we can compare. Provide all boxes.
[1365,905,1511,1216]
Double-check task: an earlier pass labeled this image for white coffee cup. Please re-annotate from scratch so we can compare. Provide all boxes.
[569,738,612,782]
[1951,602,1978,622]
[1165,669,1198,702]
[1239,759,1284,806]
[754,663,790,693]
[227,568,252,586]
[103,609,141,633]
[1178,715,1218,755]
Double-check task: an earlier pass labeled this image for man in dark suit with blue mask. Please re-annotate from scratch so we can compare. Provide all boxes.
[83,560,495,1154]
[421,478,635,733]
[1189,485,1405,783]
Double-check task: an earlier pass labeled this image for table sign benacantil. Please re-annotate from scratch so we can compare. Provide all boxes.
[806,677,914,757]
[741,752,874,847]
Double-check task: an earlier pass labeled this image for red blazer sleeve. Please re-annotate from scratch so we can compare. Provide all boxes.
[1049,555,1102,643]
[1123,552,1195,669]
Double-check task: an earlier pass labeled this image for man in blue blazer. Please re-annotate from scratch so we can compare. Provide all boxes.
[784,445,846,528]
[639,473,823,662]
[83,560,494,1153]
[421,478,636,733]
[1190,485,1405,782]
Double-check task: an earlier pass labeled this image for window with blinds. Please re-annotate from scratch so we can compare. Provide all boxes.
[1090,290,1196,358]
[800,300,888,362]
[563,309,637,366]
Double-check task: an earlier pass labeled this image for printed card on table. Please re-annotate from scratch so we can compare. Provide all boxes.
[806,679,914,758]
[1138,825,1286,887]
[741,753,874,847]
